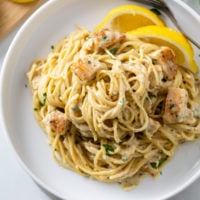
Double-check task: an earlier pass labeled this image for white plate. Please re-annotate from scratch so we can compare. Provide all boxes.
[1,0,200,200]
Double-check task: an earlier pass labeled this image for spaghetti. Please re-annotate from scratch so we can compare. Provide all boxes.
[27,27,200,189]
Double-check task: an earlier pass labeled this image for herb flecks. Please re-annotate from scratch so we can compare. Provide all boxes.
[158,157,168,167]
[150,162,157,169]
[39,92,47,107]
[109,47,118,55]
[51,45,55,50]
[102,36,109,41]
[72,105,80,113]
[169,103,175,109]
[148,92,157,98]
[150,157,168,169]
[103,144,114,154]
[118,141,124,145]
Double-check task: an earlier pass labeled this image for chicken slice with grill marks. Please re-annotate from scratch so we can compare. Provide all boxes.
[163,87,195,124]
[81,28,126,54]
[149,46,178,80]
[71,56,106,81]
[43,110,69,135]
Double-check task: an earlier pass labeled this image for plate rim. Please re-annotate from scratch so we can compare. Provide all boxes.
[0,0,200,199]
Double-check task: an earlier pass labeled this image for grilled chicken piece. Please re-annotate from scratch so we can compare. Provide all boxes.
[163,87,195,124]
[149,47,178,80]
[43,110,68,135]
[92,29,126,50]
[82,29,126,53]
[71,56,106,81]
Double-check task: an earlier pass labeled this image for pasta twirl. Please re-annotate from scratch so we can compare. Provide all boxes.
[27,27,200,189]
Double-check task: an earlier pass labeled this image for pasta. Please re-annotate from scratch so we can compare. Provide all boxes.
[27,26,200,189]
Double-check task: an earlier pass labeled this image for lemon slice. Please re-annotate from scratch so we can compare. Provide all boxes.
[95,5,165,32]
[10,0,35,3]
[128,25,198,73]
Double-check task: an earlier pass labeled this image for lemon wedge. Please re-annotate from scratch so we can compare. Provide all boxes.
[128,25,198,73]
[95,5,165,32]
[10,0,35,3]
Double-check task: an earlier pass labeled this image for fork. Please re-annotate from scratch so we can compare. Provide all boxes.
[129,0,200,49]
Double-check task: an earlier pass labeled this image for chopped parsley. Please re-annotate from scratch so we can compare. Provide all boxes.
[148,92,157,98]
[34,108,38,111]
[72,105,80,112]
[103,144,114,154]
[109,47,118,55]
[158,157,168,167]
[39,92,47,107]
[169,103,175,109]
[118,141,124,145]
[51,45,55,50]
[150,157,168,169]
[150,162,158,169]
[102,36,109,41]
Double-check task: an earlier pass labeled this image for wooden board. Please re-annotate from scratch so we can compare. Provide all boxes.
[0,0,44,40]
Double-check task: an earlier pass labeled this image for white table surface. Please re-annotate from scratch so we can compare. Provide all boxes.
[0,1,200,200]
